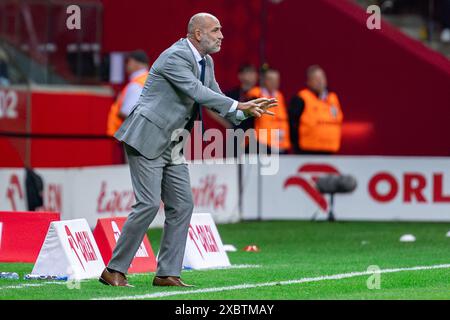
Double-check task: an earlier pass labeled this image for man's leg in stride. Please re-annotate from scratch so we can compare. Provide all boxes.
[156,163,194,277]
[107,143,163,274]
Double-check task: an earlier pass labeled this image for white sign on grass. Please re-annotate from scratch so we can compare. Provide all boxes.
[182,213,231,269]
[32,219,104,279]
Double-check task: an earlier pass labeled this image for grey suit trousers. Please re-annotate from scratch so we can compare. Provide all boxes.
[107,142,194,277]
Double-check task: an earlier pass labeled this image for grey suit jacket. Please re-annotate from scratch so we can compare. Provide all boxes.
[114,38,242,159]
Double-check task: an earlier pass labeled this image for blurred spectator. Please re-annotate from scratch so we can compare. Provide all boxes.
[225,64,258,155]
[288,65,343,155]
[0,49,10,86]
[225,63,258,102]
[440,0,450,43]
[107,50,149,163]
[107,50,149,136]
[225,63,258,129]
[377,0,429,15]
[246,67,291,154]
[378,0,450,43]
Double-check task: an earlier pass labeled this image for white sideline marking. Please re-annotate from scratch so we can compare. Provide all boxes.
[127,264,261,278]
[93,263,450,300]
[0,265,262,290]
[0,281,66,290]
[187,264,262,271]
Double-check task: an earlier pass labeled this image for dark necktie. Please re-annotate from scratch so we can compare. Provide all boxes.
[194,58,206,136]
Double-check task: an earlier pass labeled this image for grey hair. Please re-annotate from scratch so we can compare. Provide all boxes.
[187,12,218,36]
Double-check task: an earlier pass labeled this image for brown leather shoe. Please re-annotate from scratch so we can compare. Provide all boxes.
[152,276,194,287]
[99,268,133,287]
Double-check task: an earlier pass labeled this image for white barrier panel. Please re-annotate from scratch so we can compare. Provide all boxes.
[182,213,231,269]
[0,162,239,228]
[34,169,72,218]
[67,166,135,227]
[243,156,450,221]
[3,155,450,223]
[65,163,239,228]
[189,162,239,224]
[0,168,69,214]
[32,219,104,279]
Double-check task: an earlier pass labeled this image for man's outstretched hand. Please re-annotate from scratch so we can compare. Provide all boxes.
[237,98,278,118]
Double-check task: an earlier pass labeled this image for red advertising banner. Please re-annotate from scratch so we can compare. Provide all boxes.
[0,211,60,262]
[93,217,157,273]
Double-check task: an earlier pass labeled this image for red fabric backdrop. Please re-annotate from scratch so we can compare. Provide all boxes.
[101,0,450,156]
[2,0,450,168]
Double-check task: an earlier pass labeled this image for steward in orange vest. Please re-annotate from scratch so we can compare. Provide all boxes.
[289,65,343,154]
[246,68,291,153]
[107,50,149,136]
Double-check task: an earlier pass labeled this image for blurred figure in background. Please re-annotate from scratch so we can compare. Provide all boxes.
[107,50,149,163]
[107,50,149,137]
[440,0,450,43]
[247,66,291,154]
[377,0,427,14]
[225,63,259,156]
[0,49,10,86]
[225,63,258,129]
[225,63,258,103]
[289,65,343,155]
[378,0,450,43]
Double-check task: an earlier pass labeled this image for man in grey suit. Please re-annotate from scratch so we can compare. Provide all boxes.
[99,13,276,287]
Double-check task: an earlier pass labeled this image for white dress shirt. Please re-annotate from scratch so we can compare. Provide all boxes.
[186,39,245,120]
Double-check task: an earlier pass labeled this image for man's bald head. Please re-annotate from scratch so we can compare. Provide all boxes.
[187,13,219,36]
[187,13,223,56]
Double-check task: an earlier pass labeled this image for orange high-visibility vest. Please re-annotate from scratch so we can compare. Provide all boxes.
[107,72,147,136]
[297,88,343,152]
[247,87,291,150]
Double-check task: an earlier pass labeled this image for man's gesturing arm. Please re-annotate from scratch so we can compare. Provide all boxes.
[162,52,234,117]
[210,59,278,125]
[238,98,278,118]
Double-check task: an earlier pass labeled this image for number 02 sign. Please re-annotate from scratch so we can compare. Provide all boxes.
[0,90,18,119]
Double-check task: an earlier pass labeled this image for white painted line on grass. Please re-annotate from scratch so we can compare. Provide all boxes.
[188,264,262,271]
[0,281,66,290]
[0,265,262,290]
[127,264,261,277]
[93,263,450,300]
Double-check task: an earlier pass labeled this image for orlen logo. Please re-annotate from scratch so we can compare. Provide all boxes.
[368,172,450,203]
[6,174,24,211]
[283,164,340,211]
[188,224,219,260]
[65,226,98,270]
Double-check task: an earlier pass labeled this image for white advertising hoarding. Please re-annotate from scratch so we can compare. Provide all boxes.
[2,156,450,224]
[0,162,240,228]
[243,156,450,221]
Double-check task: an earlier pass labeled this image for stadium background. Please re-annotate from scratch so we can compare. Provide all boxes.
[1,0,450,300]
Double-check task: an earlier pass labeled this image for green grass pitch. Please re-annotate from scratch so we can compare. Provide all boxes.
[1,220,450,300]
